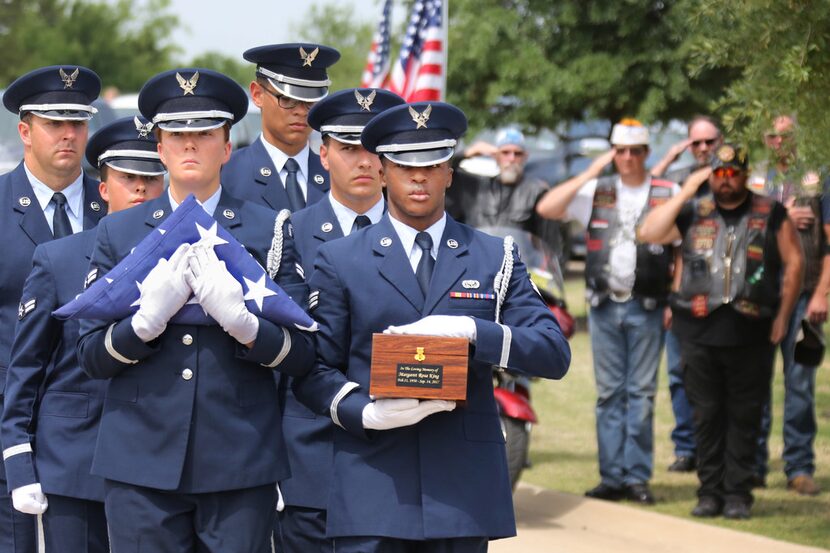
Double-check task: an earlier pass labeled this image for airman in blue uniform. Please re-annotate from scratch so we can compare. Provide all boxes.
[292,102,571,553]
[222,43,340,212]
[76,68,316,553]
[279,87,404,553]
[0,65,105,553]
[1,116,166,553]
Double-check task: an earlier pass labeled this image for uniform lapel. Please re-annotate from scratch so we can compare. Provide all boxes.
[81,173,106,229]
[11,163,53,245]
[142,195,174,230]
[215,191,244,231]
[250,137,288,210]
[306,152,330,205]
[311,197,342,244]
[372,217,424,312]
[424,217,469,314]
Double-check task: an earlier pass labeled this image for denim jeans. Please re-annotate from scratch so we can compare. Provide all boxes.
[756,292,818,479]
[665,330,696,458]
[589,299,664,487]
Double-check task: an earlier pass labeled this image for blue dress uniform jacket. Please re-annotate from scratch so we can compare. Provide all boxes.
[278,196,342,510]
[77,191,315,493]
[294,215,571,540]
[2,230,106,501]
[0,162,103,553]
[221,137,329,211]
[0,162,105,393]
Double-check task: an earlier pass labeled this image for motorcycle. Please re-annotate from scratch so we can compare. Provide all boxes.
[478,226,574,489]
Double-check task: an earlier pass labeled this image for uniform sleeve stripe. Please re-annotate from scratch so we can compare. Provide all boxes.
[2,443,32,460]
[499,324,512,368]
[330,381,360,429]
[262,327,291,368]
[105,323,138,365]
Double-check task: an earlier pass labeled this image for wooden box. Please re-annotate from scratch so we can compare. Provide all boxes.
[369,333,469,401]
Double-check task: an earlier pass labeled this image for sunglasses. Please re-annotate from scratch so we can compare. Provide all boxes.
[712,167,743,178]
[691,138,718,147]
[614,146,646,156]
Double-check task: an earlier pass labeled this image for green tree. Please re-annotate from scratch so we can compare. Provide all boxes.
[686,0,830,168]
[0,0,180,91]
[446,0,735,134]
[188,52,251,88]
[297,3,374,90]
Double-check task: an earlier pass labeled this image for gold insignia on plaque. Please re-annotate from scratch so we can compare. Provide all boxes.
[176,72,200,95]
[355,89,377,111]
[717,145,735,162]
[409,104,432,129]
[59,68,79,89]
[300,46,319,67]
[414,347,426,362]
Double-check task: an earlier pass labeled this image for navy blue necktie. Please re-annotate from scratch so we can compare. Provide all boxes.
[51,192,73,239]
[351,215,371,234]
[284,158,305,211]
[415,232,434,296]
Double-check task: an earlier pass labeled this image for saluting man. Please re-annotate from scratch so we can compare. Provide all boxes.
[293,102,571,553]
[0,65,106,553]
[278,87,404,553]
[76,68,315,553]
[1,116,166,553]
[222,43,340,212]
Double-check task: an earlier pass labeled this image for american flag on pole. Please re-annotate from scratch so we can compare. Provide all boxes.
[388,0,446,102]
[360,0,392,88]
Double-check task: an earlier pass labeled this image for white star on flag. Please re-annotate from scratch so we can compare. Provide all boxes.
[243,273,277,312]
[130,281,143,307]
[195,222,228,249]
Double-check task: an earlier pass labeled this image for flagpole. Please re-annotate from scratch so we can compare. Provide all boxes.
[441,0,448,100]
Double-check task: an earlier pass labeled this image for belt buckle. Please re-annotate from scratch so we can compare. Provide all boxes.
[609,290,632,303]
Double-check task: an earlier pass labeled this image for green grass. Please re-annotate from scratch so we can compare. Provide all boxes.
[521,266,830,548]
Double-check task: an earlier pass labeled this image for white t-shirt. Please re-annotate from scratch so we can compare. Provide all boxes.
[566,176,679,293]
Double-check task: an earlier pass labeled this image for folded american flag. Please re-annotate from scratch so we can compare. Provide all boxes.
[54,195,317,331]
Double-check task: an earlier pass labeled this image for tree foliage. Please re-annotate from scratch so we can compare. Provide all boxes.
[297,3,374,90]
[686,0,830,168]
[188,52,251,88]
[446,0,736,135]
[0,0,181,91]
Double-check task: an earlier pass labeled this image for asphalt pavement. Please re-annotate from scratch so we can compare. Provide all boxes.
[490,483,828,553]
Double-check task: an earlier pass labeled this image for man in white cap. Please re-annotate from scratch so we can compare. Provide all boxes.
[536,119,679,505]
[450,128,549,234]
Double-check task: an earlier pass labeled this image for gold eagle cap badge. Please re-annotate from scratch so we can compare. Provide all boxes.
[59,68,79,89]
[409,104,432,129]
[134,116,153,138]
[355,89,377,111]
[300,46,319,67]
[176,72,199,95]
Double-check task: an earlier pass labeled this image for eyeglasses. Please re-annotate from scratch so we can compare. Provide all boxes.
[261,85,313,111]
[614,146,646,156]
[712,167,742,178]
[691,138,718,147]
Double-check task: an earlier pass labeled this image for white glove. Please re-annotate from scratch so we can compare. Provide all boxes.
[11,483,48,515]
[131,243,193,342]
[384,315,477,343]
[276,483,285,512]
[362,398,456,431]
[185,244,259,345]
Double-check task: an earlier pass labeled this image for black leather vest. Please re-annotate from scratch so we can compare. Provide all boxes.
[672,193,780,319]
[585,177,675,309]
